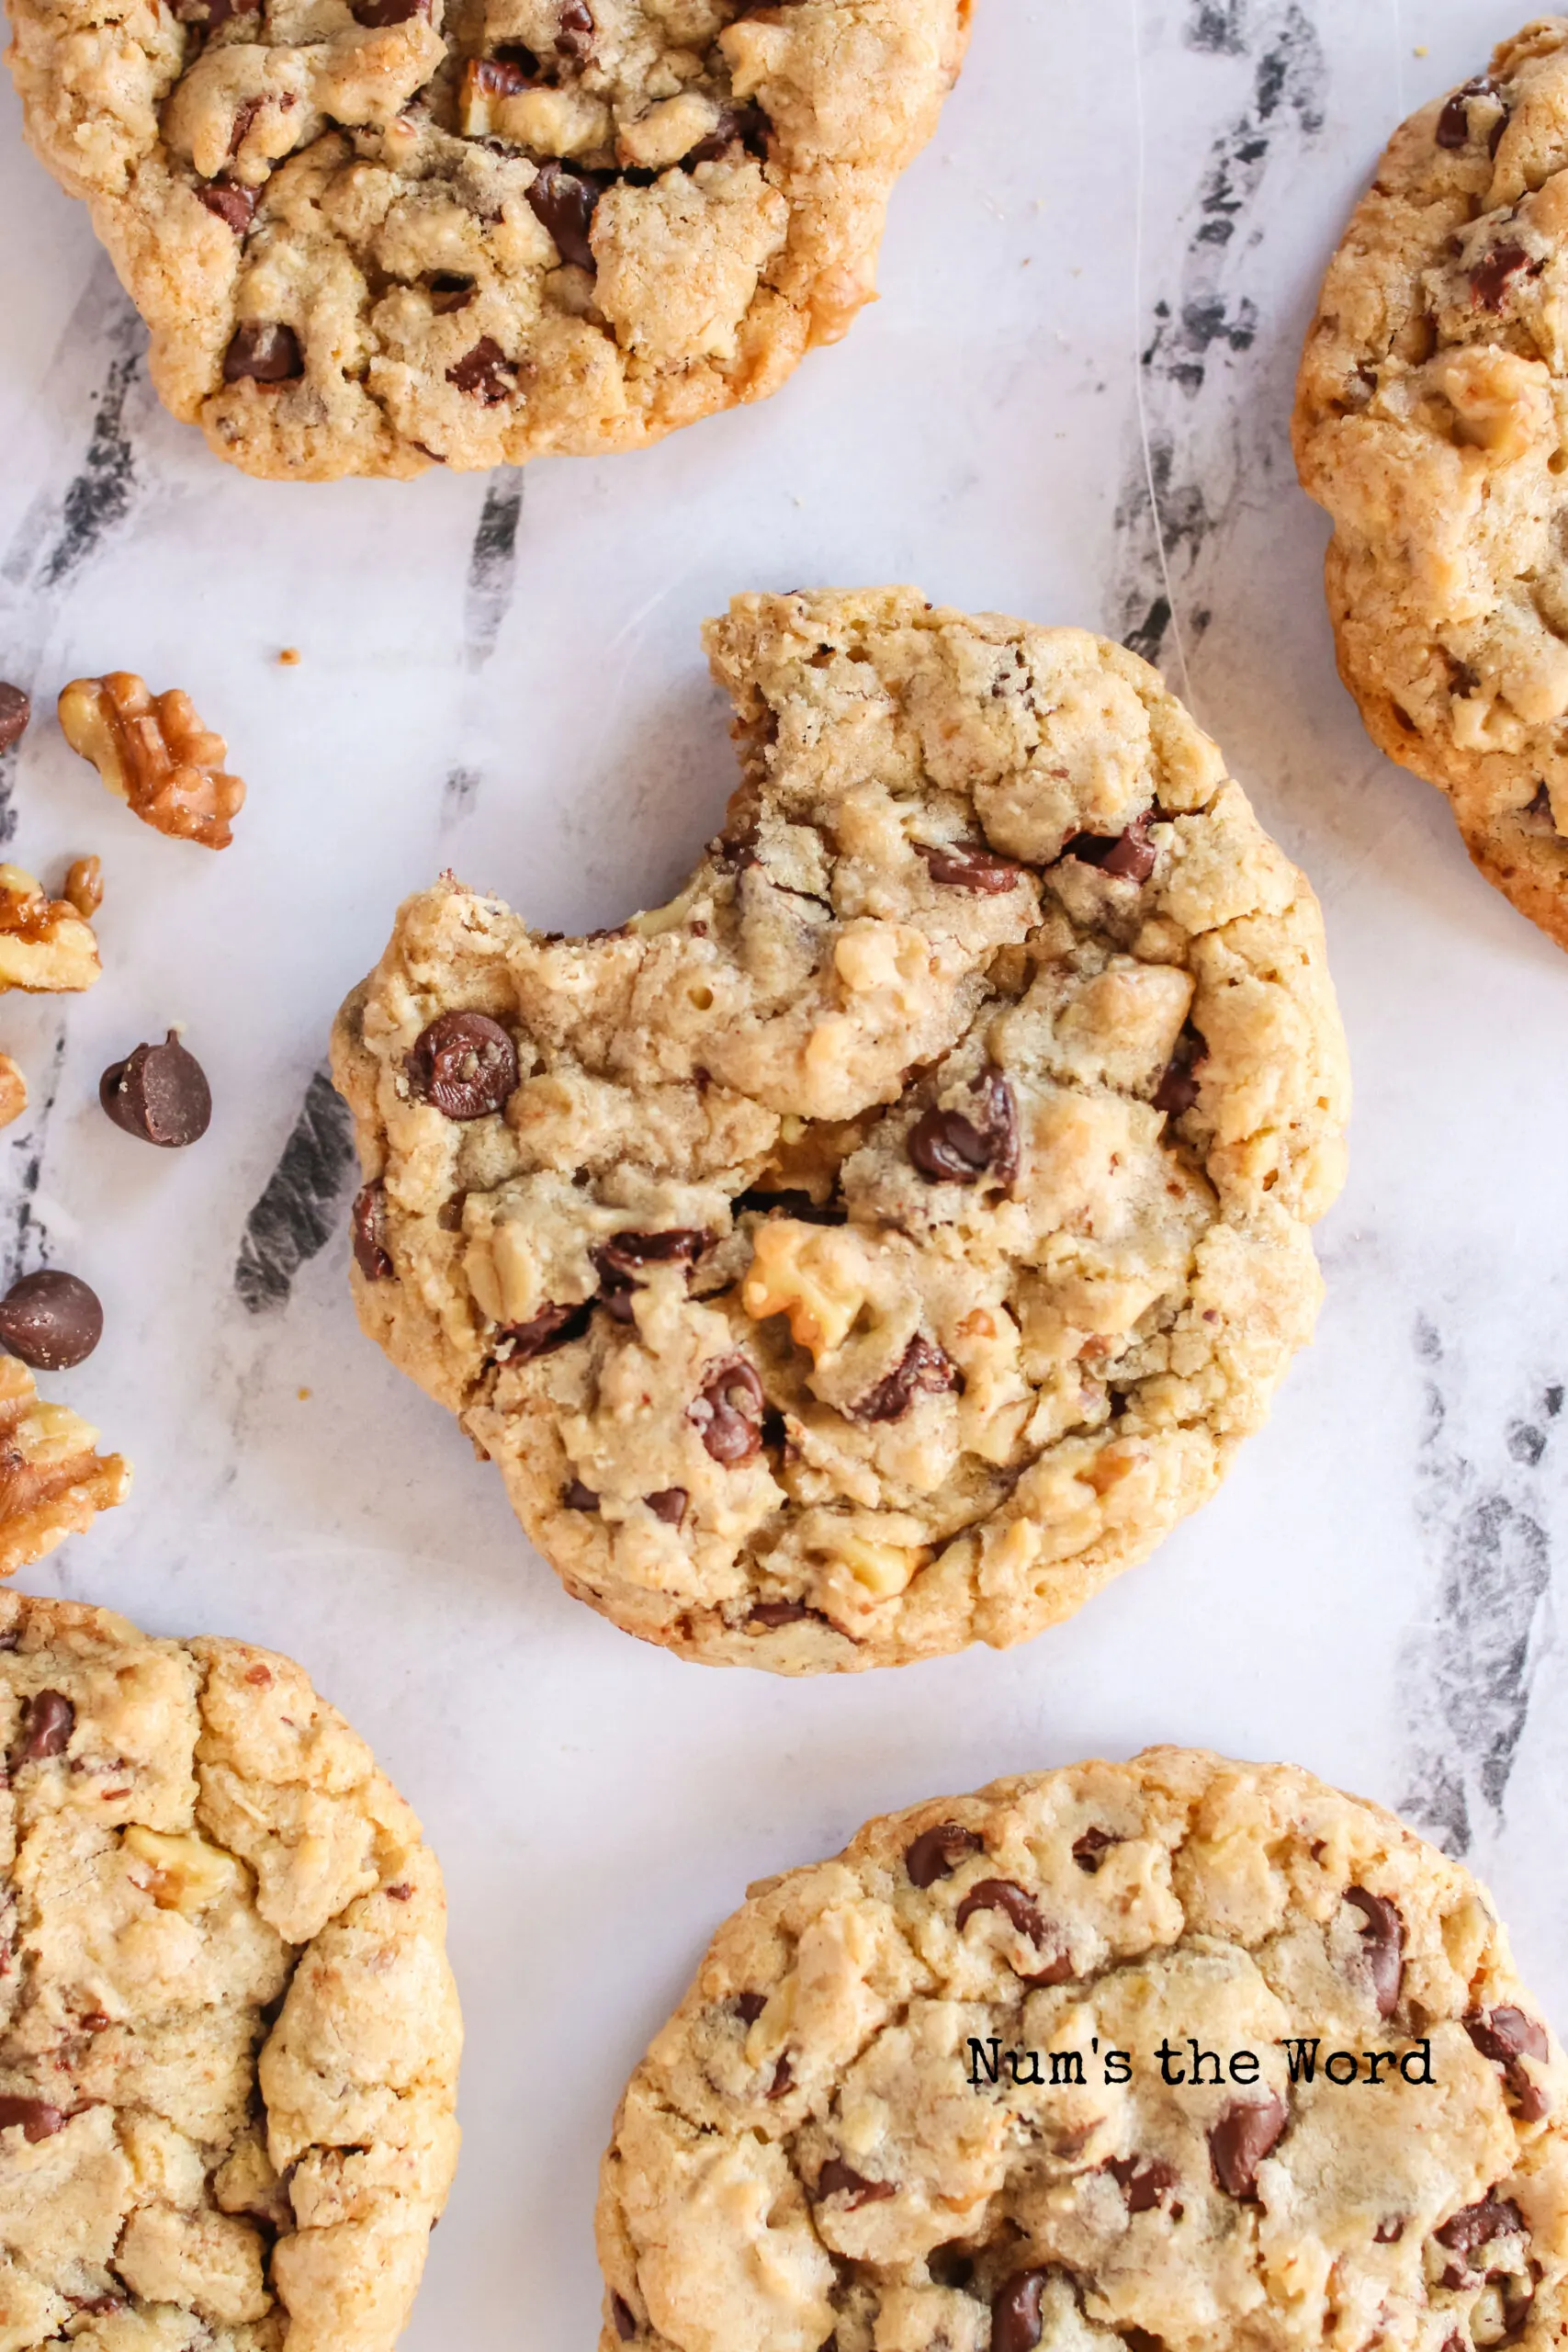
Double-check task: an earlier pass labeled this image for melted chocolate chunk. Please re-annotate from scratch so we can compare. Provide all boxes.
[446,337,516,402]
[1072,1827,1118,1873]
[556,0,592,54]
[0,2095,66,2142]
[953,1879,1071,1984]
[222,322,303,383]
[527,160,599,270]
[352,0,428,21]
[1061,809,1156,882]
[592,1229,709,1320]
[850,1334,961,1422]
[1435,2195,1524,2262]
[610,2294,637,2341]
[733,1188,846,1226]
[1437,76,1495,148]
[904,1822,984,1888]
[501,1300,592,1360]
[1208,2095,1287,2198]
[734,1991,768,2024]
[562,1479,600,1510]
[645,1487,688,1527]
[815,2158,896,2209]
[15,1690,74,1763]
[199,181,256,233]
[913,840,1023,893]
[1153,1023,1208,1118]
[352,1183,392,1282]
[908,1069,1018,1188]
[748,1599,822,1629]
[1472,242,1539,311]
[991,2269,1048,2352]
[690,1356,766,1464]
[1106,2154,1179,2214]
[1345,1886,1404,2018]
[685,101,767,164]
[407,1011,518,1118]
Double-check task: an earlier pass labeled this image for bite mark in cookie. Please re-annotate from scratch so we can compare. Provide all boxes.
[1295,17,1568,949]
[6,0,971,480]
[593,1750,1568,2352]
[332,588,1349,1674]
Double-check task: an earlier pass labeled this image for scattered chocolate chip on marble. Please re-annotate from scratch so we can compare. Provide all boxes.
[0,1271,103,1369]
[100,1030,211,1146]
[0,683,30,753]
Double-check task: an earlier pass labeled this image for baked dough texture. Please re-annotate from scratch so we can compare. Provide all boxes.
[5,0,969,479]
[594,1748,1568,2352]
[1295,15,1568,948]
[0,1590,461,2351]
[332,588,1350,1674]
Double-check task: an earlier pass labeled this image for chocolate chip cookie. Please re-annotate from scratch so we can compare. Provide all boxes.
[1295,18,1568,950]
[332,588,1349,1673]
[6,0,969,480]
[0,1590,461,2347]
[595,1747,1567,2352]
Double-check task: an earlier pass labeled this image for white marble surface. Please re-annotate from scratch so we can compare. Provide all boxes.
[4,1,1568,2342]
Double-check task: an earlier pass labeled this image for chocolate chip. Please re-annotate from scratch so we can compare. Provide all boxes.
[501,1300,592,1360]
[0,2095,67,2142]
[198,182,256,233]
[16,1690,74,1763]
[562,1479,600,1510]
[592,1229,709,1320]
[351,1183,392,1282]
[687,103,767,164]
[352,0,427,22]
[0,684,28,753]
[1122,2334,1167,2352]
[991,2269,1048,2352]
[913,840,1023,893]
[1373,2216,1404,2244]
[733,1187,845,1226]
[1435,2195,1524,2262]
[100,1031,212,1147]
[429,273,476,314]
[953,1879,1071,1984]
[908,1069,1018,1189]
[526,160,599,270]
[222,322,304,383]
[611,2296,637,2343]
[1062,810,1156,882]
[905,1822,984,1887]
[749,1599,820,1629]
[815,2157,896,2209]
[0,1272,102,1371]
[1437,77,1494,149]
[385,1882,412,1900]
[1345,1887,1404,2018]
[1472,242,1538,311]
[690,1355,766,1464]
[1467,2007,1550,2065]
[766,2056,793,2099]
[556,0,592,55]
[1208,2095,1287,2198]
[1153,1022,1207,1118]
[1106,2154,1179,2214]
[849,1334,961,1423]
[446,337,516,402]
[645,1487,687,1526]
[408,1011,518,1119]
[1072,1827,1118,1873]
[228,96,264,156]
[734,1991,768,2024]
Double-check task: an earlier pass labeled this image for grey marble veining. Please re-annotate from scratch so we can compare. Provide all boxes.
[3,3,1567,2342]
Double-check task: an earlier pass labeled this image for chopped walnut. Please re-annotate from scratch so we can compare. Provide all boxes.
[0,1055,25,1127]
[0,1353,130,1577]
[122,1826,245,1916]
[0,863,102,993]
[58,673,245,850]
[64,854,104,918]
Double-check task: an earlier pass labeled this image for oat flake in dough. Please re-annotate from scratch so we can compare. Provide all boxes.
[0,1590,461,2351]
[1296,15,1568,950]
[5,0,969,479]
[333,587,1349,1674]
[595,1748,1568,2352]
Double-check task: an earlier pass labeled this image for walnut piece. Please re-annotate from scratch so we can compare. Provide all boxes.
[0,1352,130,1577]
[0,1055,25,1127]
[65,854,104,917]
[0,862,102,992]
[58,673,245,850]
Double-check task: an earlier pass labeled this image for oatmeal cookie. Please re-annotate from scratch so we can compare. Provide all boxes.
[5,0,970,480]
[1295,16,1568,949]
[332,588,1349,1674]
[0,1590,461,2351]
[594,1747,1568,2352]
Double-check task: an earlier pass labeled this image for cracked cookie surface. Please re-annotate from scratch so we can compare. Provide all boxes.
[332,587,1349,1675]
[1295,15,1568,950]
[5,0,968,479]
[594,1747,1568,2352]
[0,1590,461,2351]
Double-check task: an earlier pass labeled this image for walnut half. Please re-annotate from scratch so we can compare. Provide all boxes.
[0,1353,130,1577]
[58,673,245,850]
[0,863,101,992]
